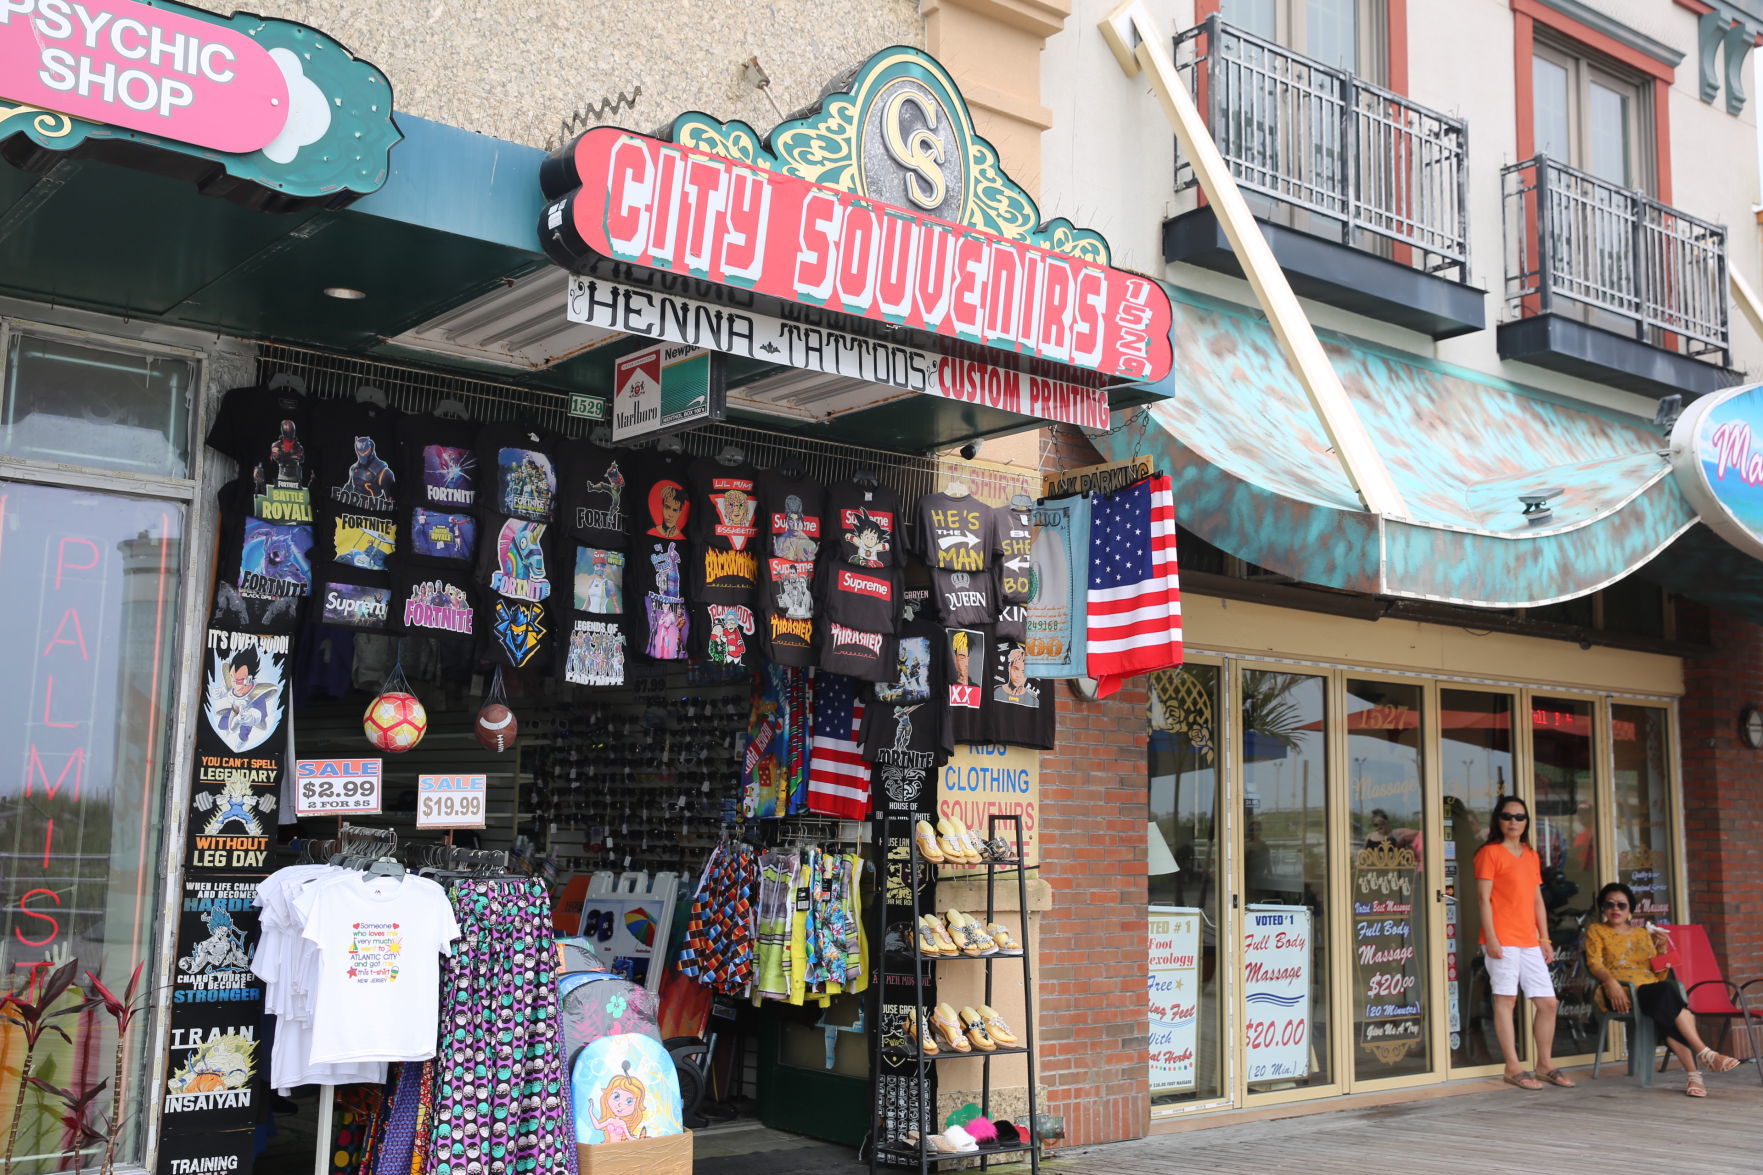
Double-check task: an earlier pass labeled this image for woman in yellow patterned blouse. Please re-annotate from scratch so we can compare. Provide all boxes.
[1583,882,1739,1097]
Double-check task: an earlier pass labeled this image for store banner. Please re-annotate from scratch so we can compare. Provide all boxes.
[159,994,264,1133]
[935,743,1038,866]
[1352,845,1424,1066]
[1025,496,1089,678]
[172,877,264,1011]
[1148,905,1201,1095]
[188,628,287,873]
[873,818,938,1165]
[154,1127,257,1175]
[1243,905,1311,1083]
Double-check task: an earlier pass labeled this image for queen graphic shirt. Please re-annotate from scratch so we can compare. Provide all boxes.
[559,441,630,550]
[399,414,480,564]
[297,872,461,1064]
[313,399,402,517]
[478,422,559,523]
[206,384,316,525]
[478,513,556,671]
[930,566,996,628]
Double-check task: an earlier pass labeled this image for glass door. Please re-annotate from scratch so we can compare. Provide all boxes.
[1238,667,1335,1100]
[1529,694,1601,1060]
[1344,678,1431,1083]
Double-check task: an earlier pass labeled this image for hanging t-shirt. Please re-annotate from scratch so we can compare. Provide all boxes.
[296,872,462,1065]
[484,593,553,671]
[633,538,690,661]
[206,384,316,524]
[916,493,991,573]
[827,481,903,569]
[820,619,893,682]
[559,441,630,550]
[210,480,313,634]
[561,615,628,686]
[312,399,401,515]
[991,503,1035,603]
[478,513,555,671]
[569,545,626,615]
[629,451,693,543]
[993,585,1028,643]
[404,505,478,565]
[315,571,393,632]
[759,606,816,667]
[930,566,995,628]
[821,561,902,634]
[391,567,477,642]
[694,543,760,603]
[983,635,1057,749]
[399,414,480,513]
[863,590,946,771]
[478,422,559,522]
[759,471,824,622]
[319,505,398,573]
[940,625,988,749]
[695,601,759,669]
[689,459,763,552]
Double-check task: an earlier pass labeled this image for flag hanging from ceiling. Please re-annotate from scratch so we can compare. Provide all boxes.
[1086,474,1182,698]
[806,669,872,819]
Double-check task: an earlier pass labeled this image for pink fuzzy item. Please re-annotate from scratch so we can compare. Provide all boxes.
[964,1117,999,1144]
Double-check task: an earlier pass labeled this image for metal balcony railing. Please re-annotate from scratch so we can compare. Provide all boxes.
[1172,16,1470,280]
[1503,156,1729,364]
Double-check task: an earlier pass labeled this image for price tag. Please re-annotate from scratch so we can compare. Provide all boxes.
[293,759,382,816]
[417,774,487,829]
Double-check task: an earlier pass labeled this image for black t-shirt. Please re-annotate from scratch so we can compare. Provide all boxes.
[821,561,902,633]
[399,413,480,514]
[312,399,401,515]
[628,451,694,544]
[391,566,477,642]
[759,607,816,667]
[561,615,628,686]
[983,635,1056,749]
[693,543,760,604]
[689,459,763,552]
[210,481,312,634]
[206,384,315,524]
[478,514,557,607]
[315,569,393,632]
[695,601,759,669]
[863,590,946,770]
[820,619,892,682]
[992,503,1034,603]
[483,594,553,672]
[567,544,627,616]
[403,504,479,565]
[559,442,631,550]
[916,493,991,573]
[940,625,988,750]
[826,482,903,569]
[478,422,560,522]
[632,537,691,661]
[931,566,995,627]
[994,585,1027,643]
[759,471,824,622]
[318,504,398,573]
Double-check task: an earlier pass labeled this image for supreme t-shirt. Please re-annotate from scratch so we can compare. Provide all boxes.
[315,571,393,632]
[689,459,763,552]
[940,626,988,748]
[478,422,559,522]
[821,561,902,634]
[559,441,630,550]
[863,590,946,770]
[312,399,401,516]
[827,482,903,569]
[391,567,477,642]
[206,384,315,524]
[760,471,825,620]
[916,493,991,573]
[991,503,1035,603]
[983,635,1056,749]
[930,566,995,628]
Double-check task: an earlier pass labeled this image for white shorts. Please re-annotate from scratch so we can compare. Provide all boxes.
[1484,945,1555,998]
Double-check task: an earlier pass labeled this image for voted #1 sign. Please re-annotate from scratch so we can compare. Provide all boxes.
[417,774,487,829]
[293,759,382,816]
[1243,905,1312,1083]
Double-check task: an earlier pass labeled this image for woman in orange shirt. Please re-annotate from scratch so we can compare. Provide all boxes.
[1583,882,1740,1097]
[1474,795,1573,1091]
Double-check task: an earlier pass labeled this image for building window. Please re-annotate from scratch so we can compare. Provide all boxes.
[1220,0,1387,80]
[1531,40,1650,190]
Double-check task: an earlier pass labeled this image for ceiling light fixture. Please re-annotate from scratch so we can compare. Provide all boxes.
[323,286,367,300]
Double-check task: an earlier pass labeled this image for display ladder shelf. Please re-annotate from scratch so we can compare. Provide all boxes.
[869,813,1040,1175]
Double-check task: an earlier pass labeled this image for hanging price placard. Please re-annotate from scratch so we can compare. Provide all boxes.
[293,759,382,816]
[417,774,487,829]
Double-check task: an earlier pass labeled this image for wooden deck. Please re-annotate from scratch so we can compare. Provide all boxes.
[1047,1067,1763,1175]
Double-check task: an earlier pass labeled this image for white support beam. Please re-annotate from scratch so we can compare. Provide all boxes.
[1100,0,1409,519]
[1730,265,1763,349]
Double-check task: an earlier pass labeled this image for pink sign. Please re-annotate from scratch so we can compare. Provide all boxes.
[0,0,289,153]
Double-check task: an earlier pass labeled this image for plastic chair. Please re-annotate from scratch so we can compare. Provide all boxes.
[1590,979,1662,1086]
[1657,923,1763,1085]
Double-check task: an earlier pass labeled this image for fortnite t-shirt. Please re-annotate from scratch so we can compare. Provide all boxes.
[862,590,946,769]
[916,493,991,573]
[478,513,556,671]
[559,442,630,550]
[827,482,903,569]
[940,626,988,749]
[206,384,315,524]
[983,635,1056,749]
[319,504,397,574]
[632,537,690,662]
[568,545,626,616]
[210,480,312,634]
[991,504,1035,603]
[478,423,559,523]
[313,399,401,516]
[391,567,477,642]
[560,615,628,687]
[689,459,762,552]
[400,415,480,563]
[931,566,995,628]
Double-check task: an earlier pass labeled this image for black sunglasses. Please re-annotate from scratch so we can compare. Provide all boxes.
[1498,812,1529,822]
[1601,900,1629,910]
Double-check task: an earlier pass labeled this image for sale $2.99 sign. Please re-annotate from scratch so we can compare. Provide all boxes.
[293,758,382,817]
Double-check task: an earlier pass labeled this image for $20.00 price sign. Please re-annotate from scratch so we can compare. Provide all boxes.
[417,774,487,830]
[1243,905,1312,1083]
[294,759,382,817]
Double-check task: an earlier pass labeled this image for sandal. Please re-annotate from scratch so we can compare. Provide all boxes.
[1696,1047,1740,1073]
[978,1004,1019,1046]
[1502,1070,1544,1090]
[986,922,1023,953]
[913,820,946,864]
[904,1008,937,1056]
[959,1006,998,1051]
[931,1002,972,1052]
[1536,1067,1577,1088]
[1686,1070,1707,1097]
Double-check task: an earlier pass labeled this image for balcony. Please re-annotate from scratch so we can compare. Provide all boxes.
[1162,16,1484,339]
[1499,156,1737,397]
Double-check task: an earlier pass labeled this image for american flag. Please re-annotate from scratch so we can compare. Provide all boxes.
[1086,474,1182,697]
[806,670,872,819]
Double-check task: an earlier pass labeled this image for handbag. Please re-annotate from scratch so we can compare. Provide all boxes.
[1648,923,1679,972]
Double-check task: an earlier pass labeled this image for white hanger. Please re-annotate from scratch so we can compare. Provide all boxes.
[434,397,469,421]
[944,480,971,499]
[355,383,388,407]
[266,372,307,394]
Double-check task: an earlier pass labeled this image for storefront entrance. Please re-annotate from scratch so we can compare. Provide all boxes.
[1146,625,1683,1115]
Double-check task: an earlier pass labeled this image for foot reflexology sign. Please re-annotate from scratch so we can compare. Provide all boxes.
[1148,905,1201,1095]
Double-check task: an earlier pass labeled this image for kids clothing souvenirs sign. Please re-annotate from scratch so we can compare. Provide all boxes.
[758,472,825,666]
[630,452,693,661]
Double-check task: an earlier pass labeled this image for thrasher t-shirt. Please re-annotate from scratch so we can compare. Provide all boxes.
[863,590,946,769]
[983,635,1056,749]
[916,493,991,573]
[559,442,630,550]
[478,423,559,523]
[821,561,901,634]
[313,399,401,515]
[399,414,480,514]
[940,626,988,749]
[820,619,892,682]
[206,384,315,524]
[760,607,816,667]
[827,482,903,569]
[391,567,477,642]
[689,460,763,552]
[931,566,995,627]
[991,504,1035,603]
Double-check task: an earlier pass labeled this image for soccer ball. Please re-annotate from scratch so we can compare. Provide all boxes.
[364,691,427,753]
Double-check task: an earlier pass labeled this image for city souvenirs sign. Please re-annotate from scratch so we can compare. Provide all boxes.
[0,0,400,208]
[540,47,1173,430]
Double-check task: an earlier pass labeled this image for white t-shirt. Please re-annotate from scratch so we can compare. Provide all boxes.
[297,872,461,1064]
